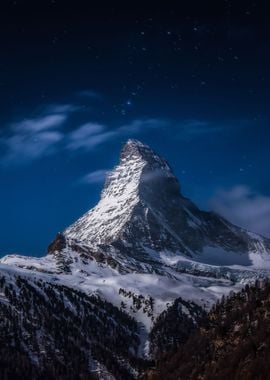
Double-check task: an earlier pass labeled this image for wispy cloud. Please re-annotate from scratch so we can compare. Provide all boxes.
[1,94,229,166]
[3,131,63,162]
[67,123,116,151]
[176,120,223,140]
[0,111,67,164]
[210,185,270,237]
[11,114,67,133]
[80,169,109,184]
[141,168,172,183]
[0,102,83,164]
[174,118,255,141]
[119,118,168,134]
[67,118,165,152]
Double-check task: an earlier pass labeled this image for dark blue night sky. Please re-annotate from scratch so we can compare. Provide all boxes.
[0,1,270,256]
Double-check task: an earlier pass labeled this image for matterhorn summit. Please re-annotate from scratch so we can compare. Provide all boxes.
[64,138,177,247]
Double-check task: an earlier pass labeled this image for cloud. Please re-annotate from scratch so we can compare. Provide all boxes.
[69,123,105,141]
[4,131,63,162]
[210,185,270,237]
[141,168,172,183]
[80,169,109,184]
[2,95,192,165]
[176,120,223,140]
[0,96,118,164]
[119,118,168,134]
[0,108,227,166]
[11,114,67,133]
[0,111,67,164]
[174,118,255,141]
[67,118,165,152]
[67,123,116,150]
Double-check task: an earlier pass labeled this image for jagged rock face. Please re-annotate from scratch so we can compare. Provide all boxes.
[47,232,67,254]
[63,139,270,265]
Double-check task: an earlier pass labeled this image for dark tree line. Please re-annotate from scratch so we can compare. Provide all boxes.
[0,273,147,379]
[144,279,270,380]
[149,297,206,357]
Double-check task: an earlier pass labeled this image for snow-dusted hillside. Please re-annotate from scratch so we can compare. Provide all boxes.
[1,139,270,366]
[0,264,142,379]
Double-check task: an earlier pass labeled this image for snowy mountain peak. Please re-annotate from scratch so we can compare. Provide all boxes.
[102,139,178,200]
[62,139,270,267]
[64,140,180,246]
[119,139,175,177]
[120,139,169,165]
[120,138,156,159]
[121,138,148,154]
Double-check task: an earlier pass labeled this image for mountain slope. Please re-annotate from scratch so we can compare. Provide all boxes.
[0,264,146,379]
[1,139,270,365]
[146,279,270,380]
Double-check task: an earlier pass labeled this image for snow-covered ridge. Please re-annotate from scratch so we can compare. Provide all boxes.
[65,140,156,244]
[64,139,177,246]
